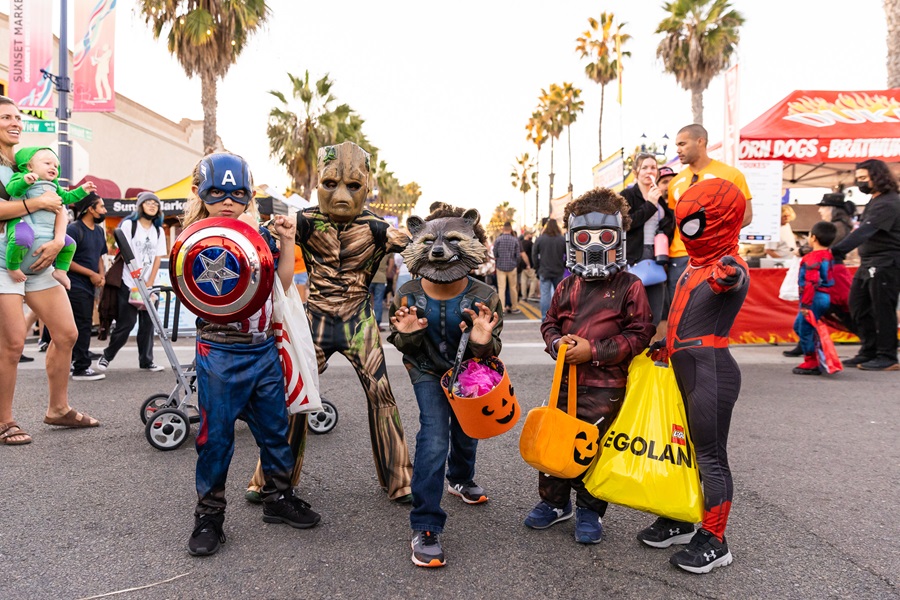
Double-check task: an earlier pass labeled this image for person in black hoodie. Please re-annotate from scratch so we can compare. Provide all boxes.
[532,218,567,319]
[619,153,675,325]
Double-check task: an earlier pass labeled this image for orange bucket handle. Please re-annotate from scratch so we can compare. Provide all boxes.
[548,343,577,415]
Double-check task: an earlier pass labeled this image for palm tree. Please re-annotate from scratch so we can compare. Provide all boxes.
[537,89,564,208]
[576,13,630,161]
[549,82,584,194]
[525,110,548,221]
[656,0,744,125]
[887,0,900,87]
[510,153,535,225]
[139,0,270,154]
[267,71,373,199]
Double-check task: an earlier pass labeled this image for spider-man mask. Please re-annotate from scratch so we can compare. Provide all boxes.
[676,178,746,266]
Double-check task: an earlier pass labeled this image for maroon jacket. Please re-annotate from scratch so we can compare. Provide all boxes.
[541,271,655,388]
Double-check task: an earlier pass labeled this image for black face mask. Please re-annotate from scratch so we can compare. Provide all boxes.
[856,181,873,195]
[93,213,106,223]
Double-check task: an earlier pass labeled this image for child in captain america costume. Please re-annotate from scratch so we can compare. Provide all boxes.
[636,178,749,574]
[180,153,320,557]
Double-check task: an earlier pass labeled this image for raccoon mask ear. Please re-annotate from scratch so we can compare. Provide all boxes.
[462,209,480,227]
[407,216,426,237]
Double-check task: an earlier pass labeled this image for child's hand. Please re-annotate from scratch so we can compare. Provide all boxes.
[461,301,499,346]
[24,173,38,184]
[9,269,27,283]
[82,181,97,194]
[272,215,295,240]
[391,306,427,334]
[560,334,592,364]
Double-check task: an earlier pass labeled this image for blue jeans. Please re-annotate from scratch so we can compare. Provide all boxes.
[540,275,563,320]
[369,282,387,326]
[410,379,478,533]
[794,292,831,354]
[663,256,690,320]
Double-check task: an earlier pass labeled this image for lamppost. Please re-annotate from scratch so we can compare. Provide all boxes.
[639,133,670,162]
[39,0,72,187]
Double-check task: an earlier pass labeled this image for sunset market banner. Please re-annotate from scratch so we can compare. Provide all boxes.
[73,0,117,112]
[7,0,54,110]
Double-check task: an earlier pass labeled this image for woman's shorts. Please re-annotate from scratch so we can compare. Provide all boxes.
[0,265,59,295]
[293,272,309,286]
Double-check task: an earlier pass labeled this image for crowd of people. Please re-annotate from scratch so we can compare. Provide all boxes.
[2,90,898,578]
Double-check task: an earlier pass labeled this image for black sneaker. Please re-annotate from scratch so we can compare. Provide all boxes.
[188,514,225,556]
[447,481,488,504]
[411,531,446,568]
[72,368,106,381]
[843,354,876,367]
[857,357,900,371]
[637,516,695,548]
[262,493,321,529]
[669,529,733,574]
[781,344,803,357]
[18,354,34,363]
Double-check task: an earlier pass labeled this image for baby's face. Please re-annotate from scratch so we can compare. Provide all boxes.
[29,150,59,181]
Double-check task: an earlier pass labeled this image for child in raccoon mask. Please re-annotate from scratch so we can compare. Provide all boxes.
[526,188,654,544]
[388,206,503,568]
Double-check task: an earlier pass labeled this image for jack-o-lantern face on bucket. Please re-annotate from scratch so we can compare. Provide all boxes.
[481,384,517,424]
[573,430,598,466]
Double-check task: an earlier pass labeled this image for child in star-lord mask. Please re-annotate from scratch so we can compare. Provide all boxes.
[526,188,654,544]
[246,141,413,502]
[387,205,502,568]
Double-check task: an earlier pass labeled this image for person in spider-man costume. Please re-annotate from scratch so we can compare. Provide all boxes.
[637,178,749,574]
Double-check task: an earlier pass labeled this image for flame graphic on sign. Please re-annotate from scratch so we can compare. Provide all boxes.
[784,93,900,127]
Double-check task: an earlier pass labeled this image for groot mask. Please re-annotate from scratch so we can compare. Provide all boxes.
[316,141,370,223]
[402,208,487,283]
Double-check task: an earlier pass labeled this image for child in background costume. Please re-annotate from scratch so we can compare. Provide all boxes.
[181,153,319,557]
[792,221,838,376]
[246,141,414,503]
[3,147,96,289]
[388,206,502,568]
[527,188,654,544]
[638,178,749,574]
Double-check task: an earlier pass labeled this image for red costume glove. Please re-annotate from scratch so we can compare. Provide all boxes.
[707,256,741,294]
[646,339,669,364]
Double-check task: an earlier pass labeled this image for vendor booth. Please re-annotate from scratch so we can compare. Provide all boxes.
[724,89,900,343]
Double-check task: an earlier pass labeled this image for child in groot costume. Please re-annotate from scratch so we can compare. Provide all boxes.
[248,141,413,501]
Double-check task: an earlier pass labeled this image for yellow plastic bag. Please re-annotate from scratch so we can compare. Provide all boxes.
[582,353,703,523]
[519,344,600,480]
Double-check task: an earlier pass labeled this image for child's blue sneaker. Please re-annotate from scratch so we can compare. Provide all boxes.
[524,500,573,529]
[574,507,603,544]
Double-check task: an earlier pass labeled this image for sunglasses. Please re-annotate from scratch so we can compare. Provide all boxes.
[690,173,699,186]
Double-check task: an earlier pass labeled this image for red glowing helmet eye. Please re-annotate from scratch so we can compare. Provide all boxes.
[575,231,590,245]
[600,230,616,244]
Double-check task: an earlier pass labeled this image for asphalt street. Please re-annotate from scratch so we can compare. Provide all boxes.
[2,319,898,600]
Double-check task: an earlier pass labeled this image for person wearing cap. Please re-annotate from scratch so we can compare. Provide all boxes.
[817,192,857,248]
[96,191,167,373]
[67,194,109,381]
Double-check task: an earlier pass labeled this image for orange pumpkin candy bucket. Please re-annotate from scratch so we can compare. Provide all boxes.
[440,329,520,439]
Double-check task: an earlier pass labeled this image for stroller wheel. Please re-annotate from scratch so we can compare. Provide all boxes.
[307,399,338,434]
[145,408,190,451]
[140,393,175,424]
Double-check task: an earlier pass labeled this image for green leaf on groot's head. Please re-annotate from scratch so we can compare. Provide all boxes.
[323,146,337,165]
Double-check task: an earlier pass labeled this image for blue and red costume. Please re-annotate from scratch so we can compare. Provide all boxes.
[654,178,749,541]
[193,228,294,516]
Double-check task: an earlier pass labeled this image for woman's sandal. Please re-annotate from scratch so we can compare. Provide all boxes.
[0,421,33,445]
[43,409,100,428]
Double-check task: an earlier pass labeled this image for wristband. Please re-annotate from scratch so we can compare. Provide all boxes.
[23,199,31,215]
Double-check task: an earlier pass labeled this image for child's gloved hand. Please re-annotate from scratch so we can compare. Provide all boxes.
[646,339,669,364]
[390,306,427,334]
[707,256,741,294]
[461,301,499,346]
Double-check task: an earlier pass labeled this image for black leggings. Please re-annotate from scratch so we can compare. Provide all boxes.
[670,347,740,538]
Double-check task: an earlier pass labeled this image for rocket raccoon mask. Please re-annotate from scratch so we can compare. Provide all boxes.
[402,209,487,284]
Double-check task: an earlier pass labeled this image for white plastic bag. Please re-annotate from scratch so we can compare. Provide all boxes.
[778,258,800,302]
[272,281,322,414]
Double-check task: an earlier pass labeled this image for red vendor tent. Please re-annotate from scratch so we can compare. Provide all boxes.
[735,89,900,188]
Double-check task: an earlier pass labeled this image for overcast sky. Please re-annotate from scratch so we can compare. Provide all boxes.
[1,0,889,222]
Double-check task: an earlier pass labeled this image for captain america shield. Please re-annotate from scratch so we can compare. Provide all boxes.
[169,217,274,324]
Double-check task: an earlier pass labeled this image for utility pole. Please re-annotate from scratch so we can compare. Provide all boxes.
[40,1,72,186]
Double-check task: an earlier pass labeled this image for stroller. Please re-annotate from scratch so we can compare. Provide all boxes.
[113,230,337,452]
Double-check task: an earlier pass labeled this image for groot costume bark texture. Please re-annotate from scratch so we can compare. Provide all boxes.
[249,141,413,500]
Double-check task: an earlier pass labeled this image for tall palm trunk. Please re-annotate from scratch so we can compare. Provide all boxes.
[201,72,218,154]
[691,86,704,125]
[548,138,556,213]
[888,0,900,87]
[534,151,541,223]
[598,84,606,161]
[567,124,573,193]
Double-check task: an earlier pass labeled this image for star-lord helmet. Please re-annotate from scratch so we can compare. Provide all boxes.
[565,211,627,280]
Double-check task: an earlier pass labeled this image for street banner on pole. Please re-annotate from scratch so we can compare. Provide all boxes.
[73,0,117,112]
[723,64,740,166]
[615,33,623,105]
[592,150,625,192]
[8,0,54,110]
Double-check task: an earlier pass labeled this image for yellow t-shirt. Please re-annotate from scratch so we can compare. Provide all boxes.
[667,159,752,258]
